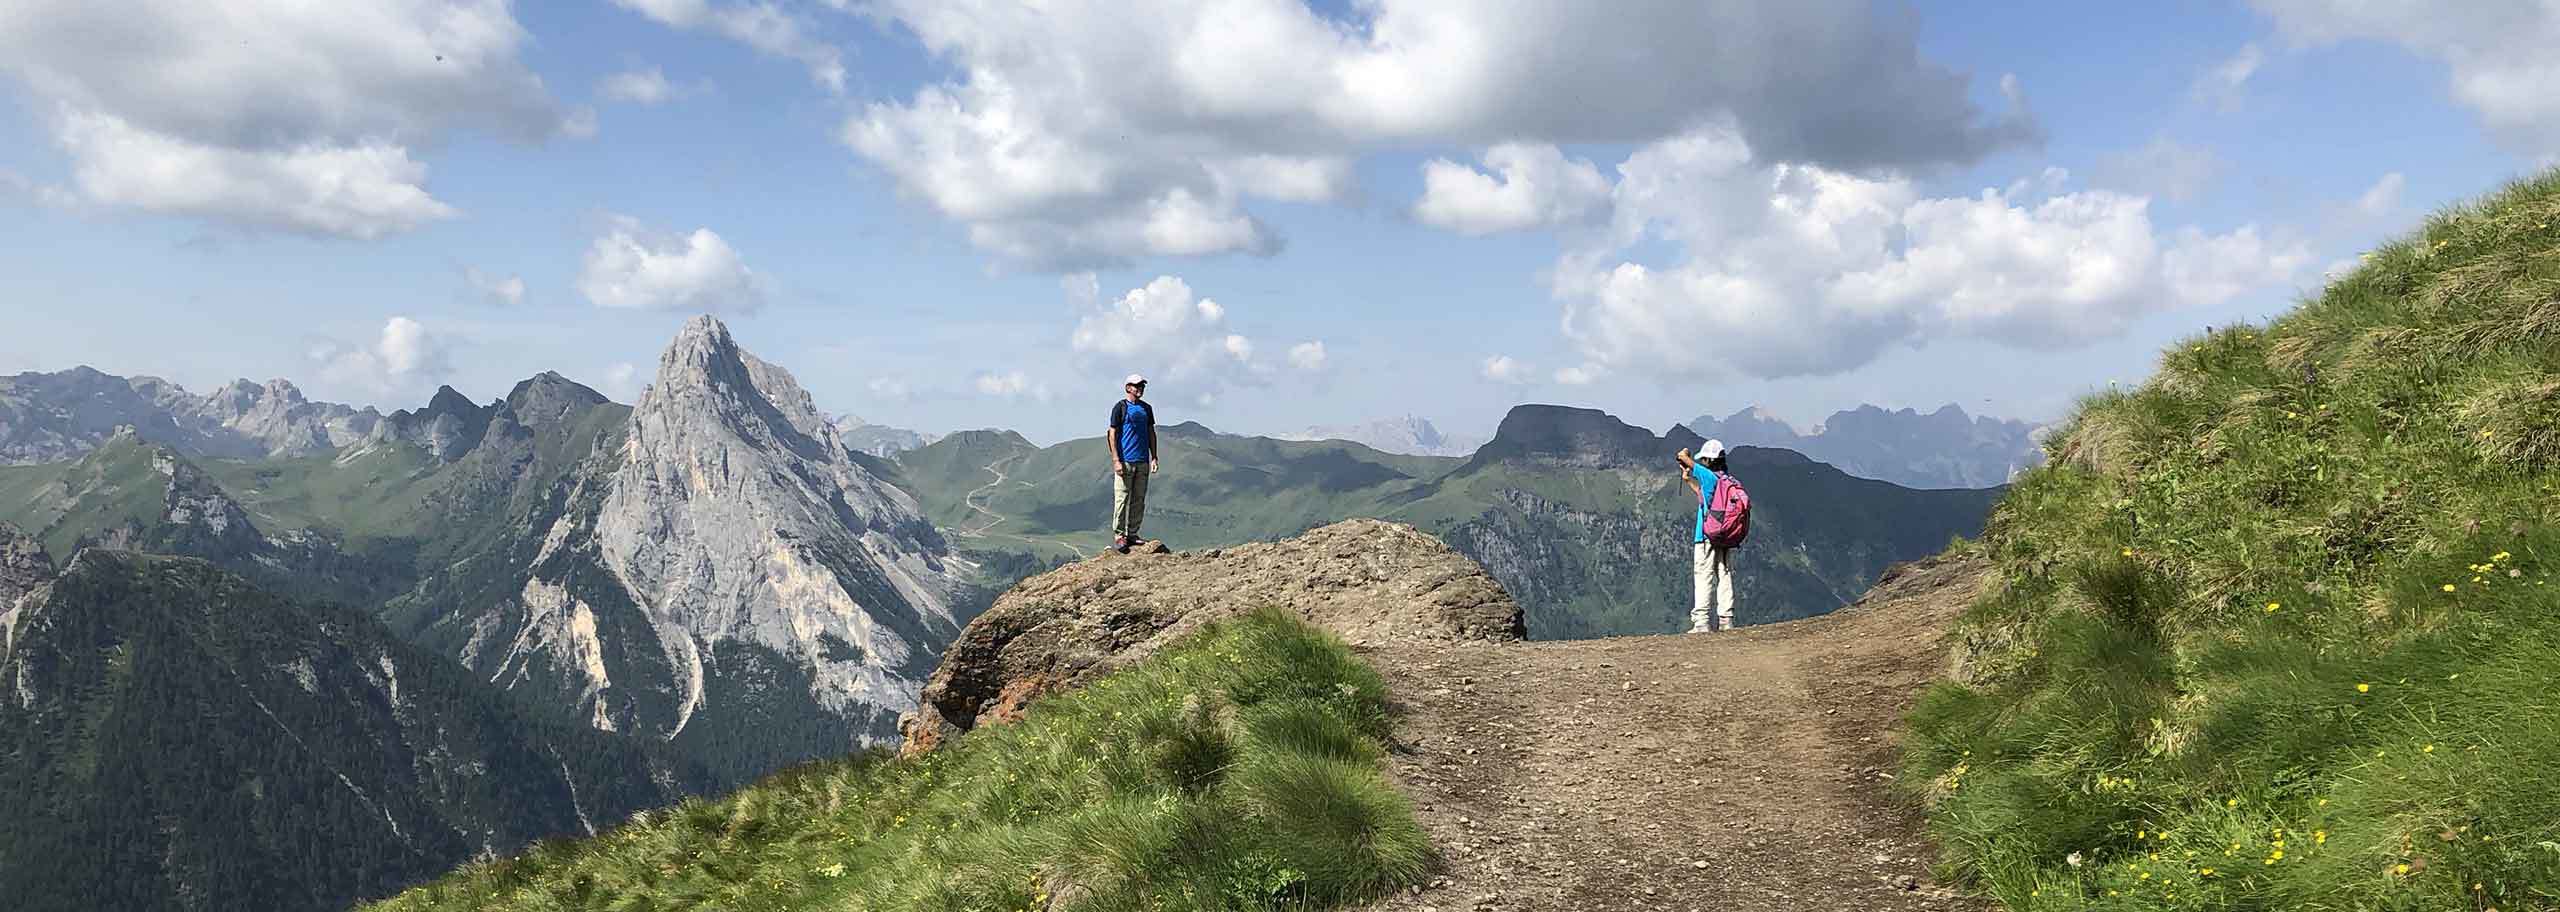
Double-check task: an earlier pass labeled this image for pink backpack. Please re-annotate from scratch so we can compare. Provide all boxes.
[1702,473,1751,548]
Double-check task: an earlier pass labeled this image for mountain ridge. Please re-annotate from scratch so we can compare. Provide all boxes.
[1685,402,2045,489]
[0,535,714,912]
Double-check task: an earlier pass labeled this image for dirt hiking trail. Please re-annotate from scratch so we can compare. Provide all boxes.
[1361,554,1995,912]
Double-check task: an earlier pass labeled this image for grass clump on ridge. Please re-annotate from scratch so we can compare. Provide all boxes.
[367,609,1430,912]
[1903,169,2560,912]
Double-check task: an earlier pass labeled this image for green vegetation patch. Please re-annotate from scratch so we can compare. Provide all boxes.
[369,609,1430,912]
[1903,171,2560,911]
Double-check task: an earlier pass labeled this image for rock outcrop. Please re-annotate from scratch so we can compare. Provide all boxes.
[594,315,965,745]
[0,523,52,657]
[189,377,381,456]
[360,385,497,461]
[899,519,1523,754]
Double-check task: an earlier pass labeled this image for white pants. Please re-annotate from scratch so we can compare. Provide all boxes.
[1691,543,1735,632]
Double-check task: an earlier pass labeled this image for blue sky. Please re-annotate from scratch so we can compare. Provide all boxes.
[1,1,2550,445]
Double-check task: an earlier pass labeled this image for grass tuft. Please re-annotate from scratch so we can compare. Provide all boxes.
[1904,169,2560,912]
[365,608,1427,912]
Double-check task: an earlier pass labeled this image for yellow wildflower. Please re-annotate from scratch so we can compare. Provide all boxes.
[2266,601,2281,613]
[2442,584,2458,592]
[2357,683,2371,693]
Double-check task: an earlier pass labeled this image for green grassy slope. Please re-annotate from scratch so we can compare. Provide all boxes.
[368,610,1427,912]
[0,434,171,560]
[1902,172,2560,911]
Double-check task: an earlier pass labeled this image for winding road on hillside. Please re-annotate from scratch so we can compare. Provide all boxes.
[1361,555,1993,912]
[957,454,1024,538]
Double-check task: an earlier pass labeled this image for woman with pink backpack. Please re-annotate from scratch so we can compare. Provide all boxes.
[1676,440,1751,633]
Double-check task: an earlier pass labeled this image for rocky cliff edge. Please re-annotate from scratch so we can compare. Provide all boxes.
[899,519,1524,754]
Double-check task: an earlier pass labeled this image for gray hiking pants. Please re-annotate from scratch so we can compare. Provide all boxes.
[1692,542,1735,632]
[1112,463,1150,540]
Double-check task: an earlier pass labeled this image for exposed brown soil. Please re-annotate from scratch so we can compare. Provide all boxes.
[1361,553,1996,912]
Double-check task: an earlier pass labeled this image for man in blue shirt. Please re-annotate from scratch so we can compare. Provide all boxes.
[1107,373,1159,554]
[1676,439,1736,632]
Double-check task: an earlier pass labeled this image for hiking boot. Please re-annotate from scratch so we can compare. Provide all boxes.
[1111,535,1129,554]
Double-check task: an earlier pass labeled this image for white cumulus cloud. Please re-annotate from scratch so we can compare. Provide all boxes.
[2191,43,2263,111]
[577,216,764,313]
[464,266,526,306]
[314,316,452,399]
[845,0,2035,268]
[1480,354,1533,384]
[54,112,459,238]
[1068,275,1304,397]
[608,0,844,92]
[2355,171,2406,216]
[599,66,703,105]
[972,370,1050,401]
[0,0,574,238]
[600,361,644,402]
[1550,124,2311,382]
[2252,1,2560,156]
[1413,144,1613,235]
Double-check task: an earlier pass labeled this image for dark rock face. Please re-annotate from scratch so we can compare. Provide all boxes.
[899,519,1523,755]
[0,523,52,657]
[0,523,52,603]
[1468,404,1698,469]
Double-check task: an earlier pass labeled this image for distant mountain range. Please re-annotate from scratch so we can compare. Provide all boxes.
[834,416,940,457]
[1275,414,1485,457]
[1685,404,2049,489]
[894,405,1999,638]
[0,318,977,911]
[0,329,2007,910]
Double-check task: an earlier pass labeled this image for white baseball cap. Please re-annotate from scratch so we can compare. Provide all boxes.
[1698,439,1728,460]
[1124,373,1148,386]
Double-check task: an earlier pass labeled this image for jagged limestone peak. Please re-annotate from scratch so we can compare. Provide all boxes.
[593,316,962,743]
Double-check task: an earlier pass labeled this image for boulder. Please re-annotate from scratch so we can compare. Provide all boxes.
[899,519,1523,754]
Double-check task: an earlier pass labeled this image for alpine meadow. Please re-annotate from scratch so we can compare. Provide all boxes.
[1903,173,2560,911]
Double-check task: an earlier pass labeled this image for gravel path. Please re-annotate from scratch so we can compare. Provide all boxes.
[1360,555,1996,912]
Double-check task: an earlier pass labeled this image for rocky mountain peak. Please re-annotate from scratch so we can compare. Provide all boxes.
[503,371,611,426]
[594,316,963,744]
[363,385,495,461]
[1473,404,1689,468]
[423,385,478,416]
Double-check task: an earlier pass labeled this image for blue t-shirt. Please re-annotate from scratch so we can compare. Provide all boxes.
[1690,464,1722,544]
[1110,399,1156,464]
